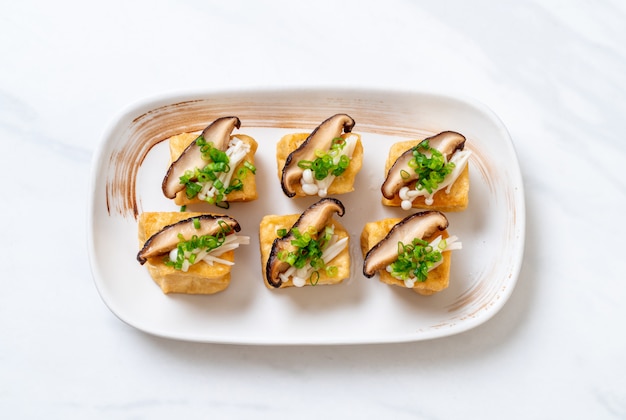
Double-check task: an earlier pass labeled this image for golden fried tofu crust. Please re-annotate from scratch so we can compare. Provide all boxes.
[258,213,351,289]
[381,139,469,212]
[168,133,258,206]
[360,217,451,295]
[276,132,363,197]
[138,212,234,294]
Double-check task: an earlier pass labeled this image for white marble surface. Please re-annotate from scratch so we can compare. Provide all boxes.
[2,0,625,418]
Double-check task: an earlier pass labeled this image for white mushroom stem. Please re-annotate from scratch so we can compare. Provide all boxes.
[278,227,348,287]
[169,234,251,272]
[399,149,472,209]
[197,137,251,202]
[300,134,358,197]
[386,235,462,287]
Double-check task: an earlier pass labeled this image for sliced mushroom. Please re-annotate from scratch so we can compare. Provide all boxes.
[281,114,355,197]
[162,116,241,199]
[381,131,466,199]
[137,214,240,264]
[266,197,345,288]
[362,211,448,278]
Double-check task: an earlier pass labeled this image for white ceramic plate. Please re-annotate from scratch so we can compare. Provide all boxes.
[88,88,525,345]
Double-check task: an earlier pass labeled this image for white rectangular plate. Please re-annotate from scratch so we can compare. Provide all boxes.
[88,88,525,345]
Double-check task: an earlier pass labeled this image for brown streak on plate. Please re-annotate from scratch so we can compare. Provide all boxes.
[466,142,495,196]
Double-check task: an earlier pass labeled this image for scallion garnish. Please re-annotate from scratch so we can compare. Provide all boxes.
[310,271,320,286]
[178,136,253,207]
[276,225,340,286]
[297,137,350,181]
[389,237,444,282]
[243,161,256,174]
[163,220,234,271]
[410,140,456,194]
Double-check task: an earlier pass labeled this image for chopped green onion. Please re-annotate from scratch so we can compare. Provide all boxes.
[224,178,243,194]
[309,271,320,286]
[217,219,233,234]
[296,137,351,182]
[408,140,456,194]
[164,220,232,271]
[276,225,339,284]
[193,218,200,229]
[184,181,202,199]
[243,161,256,174]
[389,237,444,282]
[297,160,313,169]
[178,137,252,207]
[236,160,257,179]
